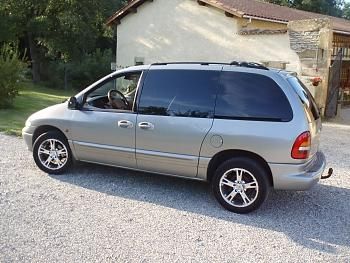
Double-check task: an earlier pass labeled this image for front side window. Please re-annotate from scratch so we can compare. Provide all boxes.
[138,70,219,118]
[215,71,293,122]
[84,72,141,111]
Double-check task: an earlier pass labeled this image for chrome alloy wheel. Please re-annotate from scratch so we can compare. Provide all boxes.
[219,168,259,208]
[37,139,68,170]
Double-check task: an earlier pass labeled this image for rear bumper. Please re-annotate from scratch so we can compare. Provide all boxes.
[269,151,327,190]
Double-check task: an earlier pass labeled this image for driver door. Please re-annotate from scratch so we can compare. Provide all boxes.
[70,71,142,169]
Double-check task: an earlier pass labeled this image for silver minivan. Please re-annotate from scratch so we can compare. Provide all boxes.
[22,62,331,213]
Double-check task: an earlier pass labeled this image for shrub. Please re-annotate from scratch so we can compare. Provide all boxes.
[0,44,26,108]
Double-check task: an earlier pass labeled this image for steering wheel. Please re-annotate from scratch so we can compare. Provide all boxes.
[107,89,129,109]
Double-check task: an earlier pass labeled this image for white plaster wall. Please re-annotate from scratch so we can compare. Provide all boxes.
[116,0,300,71]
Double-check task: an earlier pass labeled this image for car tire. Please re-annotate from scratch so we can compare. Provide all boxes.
[212,157,270,214]
[33,131,72,174]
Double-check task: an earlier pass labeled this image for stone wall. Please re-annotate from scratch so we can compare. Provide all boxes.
[289,31,320,52]
[288,18,333,114]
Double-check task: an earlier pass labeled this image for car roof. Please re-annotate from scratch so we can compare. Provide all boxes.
[120,62,295,79]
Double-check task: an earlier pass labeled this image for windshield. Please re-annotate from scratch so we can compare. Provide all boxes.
[287,77,320,121]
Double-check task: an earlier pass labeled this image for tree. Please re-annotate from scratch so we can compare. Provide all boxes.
[344,2,350,19]
[295,0,344,17]
[1,0,127,83]
[264,0,345,17]
[0,11,16,43]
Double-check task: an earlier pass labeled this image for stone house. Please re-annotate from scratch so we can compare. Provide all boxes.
[107,0,350,115]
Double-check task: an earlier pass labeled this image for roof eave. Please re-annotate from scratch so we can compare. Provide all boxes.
[197,0,245,18]
[106,0,151,26]
[333,30,350,36]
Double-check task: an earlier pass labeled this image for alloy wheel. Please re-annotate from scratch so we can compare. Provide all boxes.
[219,168,259,208]
[37,139,68,170]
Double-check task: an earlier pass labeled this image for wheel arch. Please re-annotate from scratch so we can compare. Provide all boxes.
[32,125,67,145]
[206,149,273,186]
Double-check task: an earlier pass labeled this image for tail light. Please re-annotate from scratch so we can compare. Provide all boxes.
[291,132,311,159]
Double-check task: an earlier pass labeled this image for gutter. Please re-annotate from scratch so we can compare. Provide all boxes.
[242,15,288,24]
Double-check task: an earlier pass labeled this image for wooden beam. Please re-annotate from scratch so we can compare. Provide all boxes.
[225,11,233,18]
[197,0,207,6]
[196,0,244,17]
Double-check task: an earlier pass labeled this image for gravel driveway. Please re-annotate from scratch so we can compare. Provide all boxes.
[1,123,350,262]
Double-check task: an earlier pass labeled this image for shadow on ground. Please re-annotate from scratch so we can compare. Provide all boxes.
[326,107,350,126]
[49,162,350,253]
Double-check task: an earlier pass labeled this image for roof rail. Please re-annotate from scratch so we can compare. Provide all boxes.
[230,61,269,70]
[151,62,230,66]
[151,61,269,70]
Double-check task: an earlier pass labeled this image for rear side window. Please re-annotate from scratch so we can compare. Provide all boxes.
[287,77,320,121]
[215,71,293,122]
[138,70,219,118]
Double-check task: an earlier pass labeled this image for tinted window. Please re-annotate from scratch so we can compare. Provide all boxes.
[138,70,219,118]
[215,72,293,122]
[287,77,320,121]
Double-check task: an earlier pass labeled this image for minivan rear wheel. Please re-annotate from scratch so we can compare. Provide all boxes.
[212,158,269,213]
[33,131,72,174]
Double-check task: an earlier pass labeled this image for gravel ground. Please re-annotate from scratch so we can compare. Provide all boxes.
[1,122,350,262]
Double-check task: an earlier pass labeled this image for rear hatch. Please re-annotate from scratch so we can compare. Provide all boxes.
[287,77,322,158]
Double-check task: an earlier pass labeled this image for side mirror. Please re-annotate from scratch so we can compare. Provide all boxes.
[68,96,80,110]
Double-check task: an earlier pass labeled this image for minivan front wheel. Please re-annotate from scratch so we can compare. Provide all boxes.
[212,158,269,213]
[33,131,72,174]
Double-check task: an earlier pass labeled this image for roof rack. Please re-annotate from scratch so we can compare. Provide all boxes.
[151,62,230,66]
[151,61,269,70]
[229,61,269,70]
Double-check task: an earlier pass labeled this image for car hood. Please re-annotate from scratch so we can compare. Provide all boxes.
[27,102,71,127]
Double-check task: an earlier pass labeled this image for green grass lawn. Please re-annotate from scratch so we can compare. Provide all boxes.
[0,82,74,136]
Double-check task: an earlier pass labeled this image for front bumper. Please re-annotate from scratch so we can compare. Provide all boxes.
[269,151,327,190]
[22,126,34,151]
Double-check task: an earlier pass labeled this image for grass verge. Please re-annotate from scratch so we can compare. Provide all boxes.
[0,82,74,136]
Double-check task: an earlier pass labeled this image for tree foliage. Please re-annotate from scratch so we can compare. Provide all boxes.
[344,2,350,19]
[45,49,113,90]
[1,0,126,85]
[264,0,348,18]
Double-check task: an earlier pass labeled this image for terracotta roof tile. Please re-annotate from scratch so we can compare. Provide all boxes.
[208,0,350,33]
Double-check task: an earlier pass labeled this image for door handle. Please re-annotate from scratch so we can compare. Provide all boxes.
[118,120,134,129]
[138,122,154,130]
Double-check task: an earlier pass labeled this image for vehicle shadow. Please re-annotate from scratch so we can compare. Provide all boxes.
[48,162,350,253]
